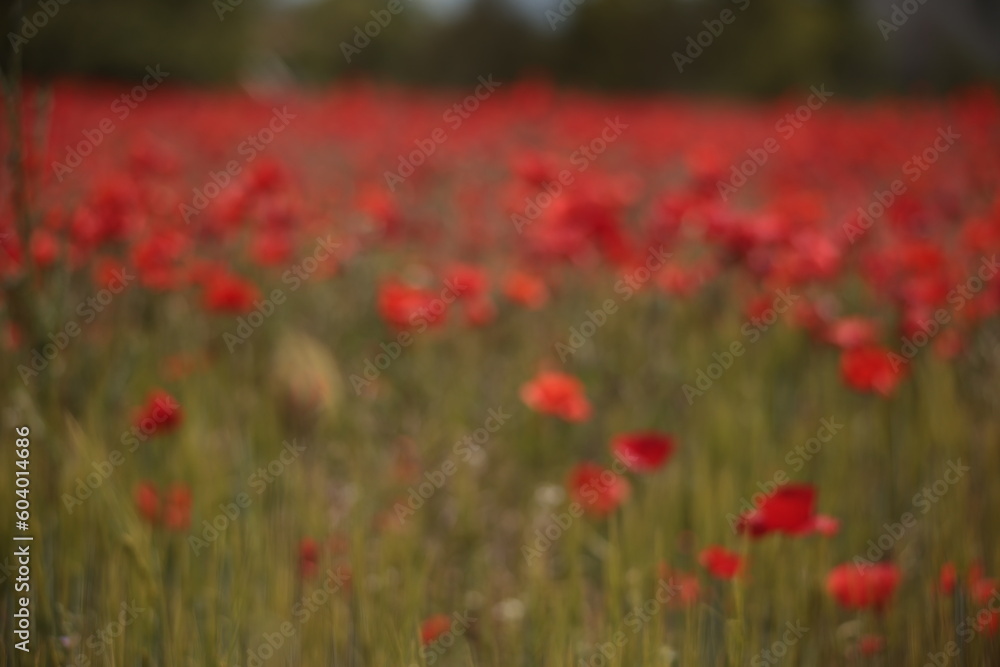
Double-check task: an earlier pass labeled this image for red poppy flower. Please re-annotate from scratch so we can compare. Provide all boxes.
[299,537,320,579]
[971,577,999,606]
[673,573,701,607]
[163,484,192,531]
[463,297,497,327]
[699,545,744,580]
[939,562,957,595]
[502,271,548,310]
[657,265,701,298]
[974,610,1000,636]
[203,272,260,314]
[567,462,631,516]
[809,514,841,537]
[245,158,287,193]
[520,371,591,422]
[840,346,907,396]
[133,390,183,438]
[657,562,701,607]
[826,563,900,611]
[857,634,886,656]
[737,484,817,537]
[251,231,293,267]
[134,482,160,524]
[824,317,878,350]
[377,281,447,330]
[29,229,59,268]
[420,614,453,645]
[443,263,488,300]
[611,431,676,472]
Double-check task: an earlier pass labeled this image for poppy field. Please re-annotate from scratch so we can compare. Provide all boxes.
[2,80,1000,666]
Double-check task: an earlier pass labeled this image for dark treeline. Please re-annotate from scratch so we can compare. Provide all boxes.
[4,0,999,95]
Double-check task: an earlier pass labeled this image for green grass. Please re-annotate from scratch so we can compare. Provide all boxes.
[3,254,999,666]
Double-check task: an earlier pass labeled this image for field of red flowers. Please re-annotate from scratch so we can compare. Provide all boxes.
[2,80,1000,665]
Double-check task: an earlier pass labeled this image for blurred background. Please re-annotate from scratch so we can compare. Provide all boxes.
[3,0,999,95]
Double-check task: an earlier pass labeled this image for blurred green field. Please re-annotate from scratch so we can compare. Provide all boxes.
[3,254,999,665]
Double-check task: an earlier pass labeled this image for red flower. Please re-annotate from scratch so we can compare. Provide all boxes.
[29,230,59,268]
[736,484,817,537]
[134,482,160,524]
[699,545,744,580]
[826,563,900,611]
[377,281,446,330]
[840,346,907,396]
[299,537,320,579]
[939,562,957,595]
[973,610,1000,636]
[420,614,453,646]
[857,634,886,656]
[463,297,497,327]
[824,317,877,350]
[567,462,631,516]
[133,390,183,439]
[251,231,292,267]
[163,484,192,531]
[203,272,260,314]
[503,271,548,310]
[611,431,676,472]
[971,577,999,606]
[657,562,700,607]
[520,371,591,422]
[443,263,488,300]
[809,514,841,538]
